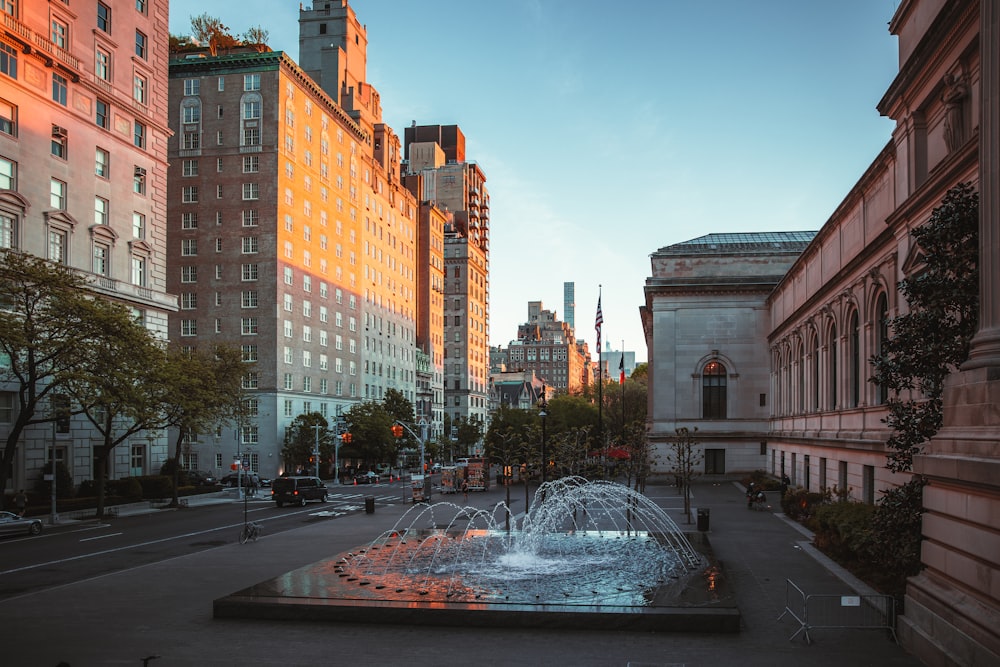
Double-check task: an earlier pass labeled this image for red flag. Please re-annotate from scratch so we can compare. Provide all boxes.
[619,354,625,384]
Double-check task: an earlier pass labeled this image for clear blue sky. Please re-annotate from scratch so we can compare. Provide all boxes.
[169,0,902,363]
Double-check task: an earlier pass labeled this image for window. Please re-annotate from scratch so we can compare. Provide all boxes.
[849,310,860,408]
[283,294,292,311]
[183,79,200,96]
[0,156,13,189]
[133,74,146,104]
[182,186,198,203]
[283,346,292,364]
[51,131,67,159]
[243,127,260,146]
[0,42,17,80]
[96,48,110,81]
[181,239,197,256]
[52,73,67,105]
[135,30,147,59]
[50,179,66,209]
[241,291,258,308]
[133,168,145,194]
[241,237,258,254]
[828,324,838,410]
[134,121,145,148]
[181,319,197,336]
[94,197,109,225]
[136,0,147,14]
[243,98,260,119]
[241,317,258,335]
[182,103,200,124]
[95,99,109,129]
[48,229,67,263]
[242,156,258,173]
[93,243,109,275]
[50,17,69,47]
[180,266,197,283]
[182,159,198,177]
[241,264,258,281]
[242,183,258,200]
[875,293,889,405]
[131,256,146,286]
[180,293,197,309]
[97,2,111,32]
[242,344,257,362]
[242,210,258,226]
[132,212,145,239]
[702,361,727,419]
[0,98,14,135]
[0,212,16,249]
[244,74,260,91]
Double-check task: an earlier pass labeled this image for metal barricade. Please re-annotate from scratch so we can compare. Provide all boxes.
[777,578,898,644]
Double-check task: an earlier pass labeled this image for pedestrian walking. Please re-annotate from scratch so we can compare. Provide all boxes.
[13,489,27,516]
[461,480,469,503]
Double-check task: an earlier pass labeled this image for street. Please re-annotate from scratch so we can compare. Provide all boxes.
[0,482,411,600]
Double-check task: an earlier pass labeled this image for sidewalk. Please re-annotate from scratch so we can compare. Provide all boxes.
[1,479,923,666]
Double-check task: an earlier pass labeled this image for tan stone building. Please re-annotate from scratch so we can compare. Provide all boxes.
[167,2,420,478]
[0,0,174,489]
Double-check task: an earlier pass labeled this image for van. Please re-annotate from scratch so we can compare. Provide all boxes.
[456,458,470,466]
[271,476,328,507]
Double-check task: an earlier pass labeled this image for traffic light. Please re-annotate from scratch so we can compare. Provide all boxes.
[391,424,403,438]
[341,432,352,444]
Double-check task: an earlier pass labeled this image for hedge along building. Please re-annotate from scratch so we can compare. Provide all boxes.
[645,0,999,663]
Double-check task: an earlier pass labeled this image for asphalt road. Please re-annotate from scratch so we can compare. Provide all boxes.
[0,482,412,600]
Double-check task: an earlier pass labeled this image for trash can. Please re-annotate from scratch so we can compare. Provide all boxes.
[696,507,710,531]
[365,495,375,514]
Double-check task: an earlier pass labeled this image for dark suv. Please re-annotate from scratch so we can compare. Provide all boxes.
[271,476,328,507]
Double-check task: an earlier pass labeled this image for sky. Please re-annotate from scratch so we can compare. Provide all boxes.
[168,0,903,364]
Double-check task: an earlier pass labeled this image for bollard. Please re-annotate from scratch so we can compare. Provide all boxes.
[365,495,375,514]
[697,507,710,531]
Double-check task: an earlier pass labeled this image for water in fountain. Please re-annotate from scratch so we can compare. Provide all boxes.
[340,477,705,606]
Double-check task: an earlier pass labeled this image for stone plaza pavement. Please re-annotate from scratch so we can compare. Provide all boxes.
[0,480,924,667]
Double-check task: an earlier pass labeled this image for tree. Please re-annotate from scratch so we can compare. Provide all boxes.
[65,299,170,517]
[871,182,979,473]
[0,252,122,496]
[159,344,245,506]
[189,13,238,55]
[242,26,270,52]
[666,427,702,523]
[282,412,334,476]
[343,401,395,468]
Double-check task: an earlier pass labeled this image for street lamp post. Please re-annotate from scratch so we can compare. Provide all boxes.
[311,424,321,478]
[393,420,430,501]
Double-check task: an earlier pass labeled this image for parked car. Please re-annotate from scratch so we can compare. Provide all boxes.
[354,471,378,484]
[271,476,328,507]
[185,470,218,487]
[0,511,42,537]
[430,463,442,473]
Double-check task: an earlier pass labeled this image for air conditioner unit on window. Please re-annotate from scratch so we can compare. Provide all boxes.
[52,125,68,138]
[134,166,147,177]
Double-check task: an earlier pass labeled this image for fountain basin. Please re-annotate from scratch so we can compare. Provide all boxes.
[213,530,740,633]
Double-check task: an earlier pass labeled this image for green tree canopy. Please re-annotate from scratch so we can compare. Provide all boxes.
[282,412,335,475]
[871,182,979,472]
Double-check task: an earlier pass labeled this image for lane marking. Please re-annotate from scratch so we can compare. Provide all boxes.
[80,532,122,542]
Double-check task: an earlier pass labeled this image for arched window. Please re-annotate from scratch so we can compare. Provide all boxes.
[849,310,860,408]
[828,323,838,410]
[812,335,820,411]
[702,361,727,419]
[874,293,889,405]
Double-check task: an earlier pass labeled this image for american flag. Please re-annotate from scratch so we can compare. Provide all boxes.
[595,296,603,351]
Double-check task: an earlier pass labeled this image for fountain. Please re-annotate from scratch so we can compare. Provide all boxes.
[214,477,740,633]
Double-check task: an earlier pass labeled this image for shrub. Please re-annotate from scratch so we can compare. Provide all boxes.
[865,477,926,579]
[119,477,144,500]
[33,461,74,499]
[743,469,781,492]
[135,475,173,499]
[781,487,826,527]
[813,501,875,561]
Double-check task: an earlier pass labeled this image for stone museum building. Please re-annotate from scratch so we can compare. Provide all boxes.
[644,1,999,663]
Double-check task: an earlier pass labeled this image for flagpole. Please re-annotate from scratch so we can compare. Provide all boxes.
[596,286,603,461]
[620,340,625,439]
